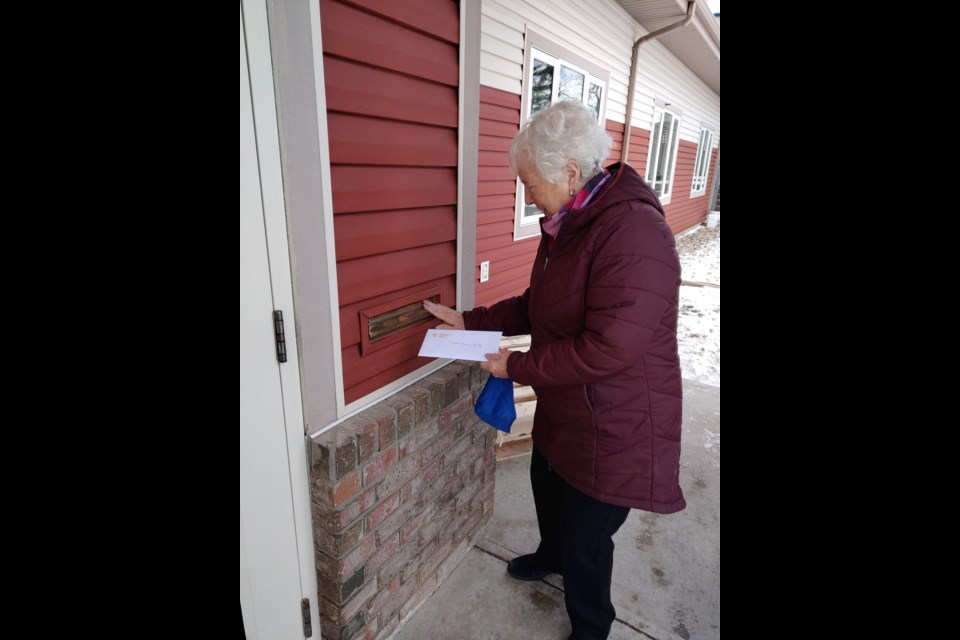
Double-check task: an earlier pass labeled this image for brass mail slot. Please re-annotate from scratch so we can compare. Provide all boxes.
[359,285,448,356]
[367,295,439,342]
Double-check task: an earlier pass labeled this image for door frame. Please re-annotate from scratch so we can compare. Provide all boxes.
[240,1,319,637]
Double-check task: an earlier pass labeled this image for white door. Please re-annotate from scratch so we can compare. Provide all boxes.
[240,3,318,638]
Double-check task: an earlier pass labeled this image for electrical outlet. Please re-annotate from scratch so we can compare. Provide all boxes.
[480,261,489,283]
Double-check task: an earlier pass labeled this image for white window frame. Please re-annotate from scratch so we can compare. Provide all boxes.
[514,31,609,241]
[690,127,714,196]
[645,102,681,205]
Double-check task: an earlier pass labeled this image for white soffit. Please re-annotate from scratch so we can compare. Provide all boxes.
[615,0,720,94]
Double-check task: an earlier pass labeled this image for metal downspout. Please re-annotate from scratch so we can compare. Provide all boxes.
[621,1,697,164]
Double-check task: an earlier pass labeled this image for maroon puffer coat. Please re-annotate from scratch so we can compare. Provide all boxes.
[464,163,685,513]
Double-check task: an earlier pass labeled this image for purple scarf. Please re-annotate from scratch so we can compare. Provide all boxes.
[542,169,611,239]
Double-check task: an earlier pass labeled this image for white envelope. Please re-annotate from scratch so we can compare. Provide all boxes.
[418,329,502,362]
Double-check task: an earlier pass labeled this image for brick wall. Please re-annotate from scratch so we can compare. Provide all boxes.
[310,361,497,640]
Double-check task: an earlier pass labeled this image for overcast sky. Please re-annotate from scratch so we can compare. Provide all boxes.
[707,0,720,14]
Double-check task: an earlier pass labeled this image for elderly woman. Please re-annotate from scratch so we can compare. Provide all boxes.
[425,99,684,640]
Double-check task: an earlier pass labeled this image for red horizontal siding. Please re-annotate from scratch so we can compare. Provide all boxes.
[626,126,650,174]
[339,275,455,348]
[328,114,458,167]
[341,333,432,393]
[477,242,535,264]
[331,166,457,213]
[480,102,519,124]
[320,0,458,86]
[474,244,538,309]
[322,0,459,403]
[345,0,459,46]
[480,85,520,109]
[476,242,538,271]
[337,242,456,306]
[660,138,714,234]
[477,165,514,182]
[478,134,512,152]
[477,208,514,229]
[481,118,521,139]
[476,272,532,308]
[477,235,522,260]
[474,262,537,306]
[477,232,520,255]
[343,347,434,403]
[477,179,516,197]
[484,259,535,283]
[334,207,456,261]
[478,150,509,167]
[605,120,624,133]
[604,119,623,167]
[477,194,516,211]
[476,219,513,240]
[324,57,458,127]
[474,85,536,309]
[475,258,532,285]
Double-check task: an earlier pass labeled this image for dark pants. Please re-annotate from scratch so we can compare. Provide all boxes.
[530,447,630,640]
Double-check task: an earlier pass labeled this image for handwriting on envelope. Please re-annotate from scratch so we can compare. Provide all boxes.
[418,329,502,361]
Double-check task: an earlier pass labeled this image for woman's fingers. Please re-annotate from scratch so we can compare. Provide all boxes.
[481,349,511,378]
[423,300,465,330]
[423,299,449,320]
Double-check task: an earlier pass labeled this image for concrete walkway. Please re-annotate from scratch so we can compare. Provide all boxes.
[394,379,720,640]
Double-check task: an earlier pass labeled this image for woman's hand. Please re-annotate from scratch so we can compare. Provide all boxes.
[482,348,512,379]
[423,300,464,330]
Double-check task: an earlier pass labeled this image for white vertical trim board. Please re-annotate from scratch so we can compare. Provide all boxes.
[457,0,481,311]
[305,0,348,420]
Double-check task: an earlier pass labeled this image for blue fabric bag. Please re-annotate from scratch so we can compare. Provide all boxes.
[474,376,516,432]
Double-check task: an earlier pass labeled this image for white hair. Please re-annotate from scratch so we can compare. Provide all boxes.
[509,99,613,187]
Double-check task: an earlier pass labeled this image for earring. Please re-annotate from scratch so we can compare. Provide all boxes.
[569,187,576,196]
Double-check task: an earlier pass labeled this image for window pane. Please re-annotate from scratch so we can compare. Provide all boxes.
[523,204,543,220]
[647,113,663,183]
[662,116,679,197]
[694,142,706,181]
[655,113,674,185]
[691,129,713,193]
[694,132,705,175]
[588,83,602,120]
[531,59,554,114]
[558,66,585,102]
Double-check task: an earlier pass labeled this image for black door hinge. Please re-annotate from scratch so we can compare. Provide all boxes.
[301,598,312,637]
[274,310,287,363]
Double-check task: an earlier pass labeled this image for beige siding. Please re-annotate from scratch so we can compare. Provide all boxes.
[481,14,523,48]
[480,0,719,148]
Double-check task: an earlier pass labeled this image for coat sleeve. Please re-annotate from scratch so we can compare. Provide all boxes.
[463,287,532,336]
[507,209,679,386]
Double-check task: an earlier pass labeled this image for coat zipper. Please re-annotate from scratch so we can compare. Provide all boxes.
[543,208,571,272]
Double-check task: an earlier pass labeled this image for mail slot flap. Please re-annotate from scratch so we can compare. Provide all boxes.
[359,284,451,356]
